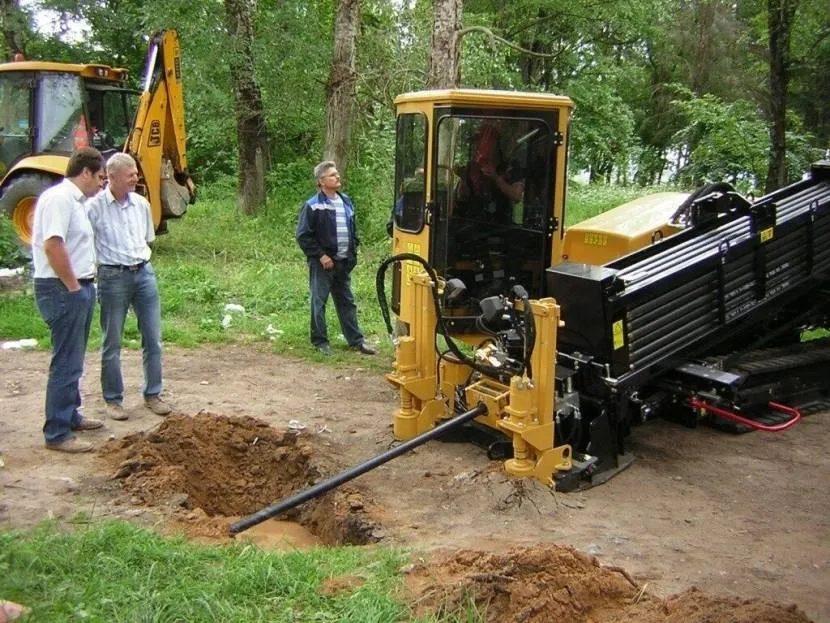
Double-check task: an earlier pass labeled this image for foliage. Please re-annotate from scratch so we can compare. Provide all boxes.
[0,521,422,622]
[0,217,26,268]
[671,90,769,191]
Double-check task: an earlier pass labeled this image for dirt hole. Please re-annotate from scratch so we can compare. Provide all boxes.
[406,547,812,623]
[100,414,382,546]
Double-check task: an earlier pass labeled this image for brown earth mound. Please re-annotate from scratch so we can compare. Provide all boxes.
[99,413,383,545]
[406,546,812,623]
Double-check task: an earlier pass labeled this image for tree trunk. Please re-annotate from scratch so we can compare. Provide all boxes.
[323,0,359,177]
[427,0,462,89]
[0,0,26,58]
[224,0,270,215]
[765,0,798,193]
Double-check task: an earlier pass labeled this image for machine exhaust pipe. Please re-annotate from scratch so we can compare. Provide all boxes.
[229,403,488,535]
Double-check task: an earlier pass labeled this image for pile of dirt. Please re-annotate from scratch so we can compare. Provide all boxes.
[406,546,812,623]
[99,413,383,545]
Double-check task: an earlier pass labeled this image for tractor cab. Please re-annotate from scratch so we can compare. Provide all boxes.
[0,60,135,242]
[389,90,574,329]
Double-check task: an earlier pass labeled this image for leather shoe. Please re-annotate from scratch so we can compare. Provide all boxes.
[45,437,94,453]
[71,417,104,431]
[145,395,172,416]
[105,402,128,421]
[353,342,377,355]
[315,344,333,356]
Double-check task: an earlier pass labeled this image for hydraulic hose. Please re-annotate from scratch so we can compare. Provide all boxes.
[229,402,487,535]
[375,253,513,380]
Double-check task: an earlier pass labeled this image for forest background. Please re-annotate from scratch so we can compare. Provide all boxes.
[1,0,829,350]
[3,0,829,209]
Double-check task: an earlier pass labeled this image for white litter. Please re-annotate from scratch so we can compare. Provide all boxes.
[288,419,306,430]
[221,314,233,329]
[264,324,283,336]
[224,303,245,313]
[2,338,38,350]
[0,267,24,278]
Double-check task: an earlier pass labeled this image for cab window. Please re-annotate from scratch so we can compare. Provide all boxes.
[0,72,32,174]
[36,72,85,153]
[393,112,427,232]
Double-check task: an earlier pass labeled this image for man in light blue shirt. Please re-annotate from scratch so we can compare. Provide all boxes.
[32,147,106,453]
[87,153,172,420]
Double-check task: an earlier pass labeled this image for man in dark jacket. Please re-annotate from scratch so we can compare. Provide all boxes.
[296,161,376,356]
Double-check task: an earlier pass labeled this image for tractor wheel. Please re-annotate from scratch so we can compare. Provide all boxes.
[0,173,59,253]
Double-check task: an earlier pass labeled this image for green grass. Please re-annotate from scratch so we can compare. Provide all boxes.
[0,521,430,622]
[0,192,395,365]
[0,180,680,358]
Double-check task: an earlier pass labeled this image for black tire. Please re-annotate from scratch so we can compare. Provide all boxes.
[0,173,59,254]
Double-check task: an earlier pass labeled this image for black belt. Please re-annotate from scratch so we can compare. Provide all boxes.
[78,278,95,284]
[101,261,147,272]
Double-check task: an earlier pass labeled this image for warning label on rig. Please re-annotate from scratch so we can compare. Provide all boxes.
[404,242,421,286]
[760,227,774,243]
[612,319,625,350]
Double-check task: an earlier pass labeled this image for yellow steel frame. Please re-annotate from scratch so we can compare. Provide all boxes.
[387,271,573,487]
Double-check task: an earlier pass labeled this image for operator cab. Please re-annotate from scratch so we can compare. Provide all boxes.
[390,90,573,329]
[0,61,135,178]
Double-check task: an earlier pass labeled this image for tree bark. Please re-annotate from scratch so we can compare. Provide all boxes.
[427,0,462,89]
[765,0,798,193]
[324,0,359,177]
[224,0,270,215]
[0,0,26,59]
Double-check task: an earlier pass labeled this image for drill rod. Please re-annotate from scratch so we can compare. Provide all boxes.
[229,403,487,535]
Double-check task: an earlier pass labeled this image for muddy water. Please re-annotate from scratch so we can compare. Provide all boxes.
[235,519,322,550]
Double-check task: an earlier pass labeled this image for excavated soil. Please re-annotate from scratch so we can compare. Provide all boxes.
[407,547,812,623]
[2,346,829,621]
[99,413,382,545]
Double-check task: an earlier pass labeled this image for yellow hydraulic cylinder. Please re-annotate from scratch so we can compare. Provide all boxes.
[502,376,537,477]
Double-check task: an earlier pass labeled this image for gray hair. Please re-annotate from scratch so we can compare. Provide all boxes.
[106,152,137,175]
[313,160,337,183]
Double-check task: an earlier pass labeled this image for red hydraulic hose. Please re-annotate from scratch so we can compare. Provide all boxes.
[688,397,801,432]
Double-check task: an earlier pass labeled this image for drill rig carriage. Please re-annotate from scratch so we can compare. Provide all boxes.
[382,89,830,491]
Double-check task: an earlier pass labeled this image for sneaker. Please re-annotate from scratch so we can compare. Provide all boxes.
[71,417,104,431]
[144,395,172,416]
[353,342,377,355]
[105,402,128,421]
[315,343,333,356]
[45,437,94,453]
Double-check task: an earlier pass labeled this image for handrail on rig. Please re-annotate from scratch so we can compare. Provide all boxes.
[689,397,801,432]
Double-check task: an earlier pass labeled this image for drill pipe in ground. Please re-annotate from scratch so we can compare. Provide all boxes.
[230,403,488,535]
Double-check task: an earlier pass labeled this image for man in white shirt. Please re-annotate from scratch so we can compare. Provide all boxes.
[87,153,172,420]
[32,147,106,453]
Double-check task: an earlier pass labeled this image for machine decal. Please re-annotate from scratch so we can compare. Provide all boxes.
[404,242,421,286]
[583,232,608,246]
[760,226,774,243]
[612,319,625,350]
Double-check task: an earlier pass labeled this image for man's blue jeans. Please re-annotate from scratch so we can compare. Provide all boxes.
[97,263,163,404]
[309,258,363,348]
[34,279,95,444]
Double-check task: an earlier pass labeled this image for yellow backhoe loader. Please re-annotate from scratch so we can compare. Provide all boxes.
[0,30,195,249]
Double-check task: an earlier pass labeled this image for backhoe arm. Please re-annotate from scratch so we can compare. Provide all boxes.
[127,30,195,229]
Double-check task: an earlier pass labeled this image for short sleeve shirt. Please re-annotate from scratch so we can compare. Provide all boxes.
[87,188,154,265]
[32,179,96,279]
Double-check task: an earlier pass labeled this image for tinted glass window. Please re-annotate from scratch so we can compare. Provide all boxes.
[0,73,32,174]
[86,87,134,150]
[36,72,85,153]
[393,113,427,232]
[432,114,553,305]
